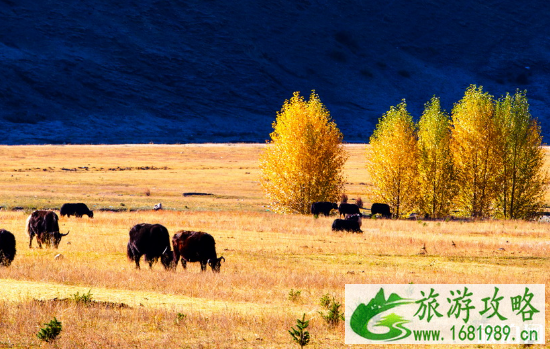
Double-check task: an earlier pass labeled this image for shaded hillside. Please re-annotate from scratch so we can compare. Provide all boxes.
[1,0,549,144]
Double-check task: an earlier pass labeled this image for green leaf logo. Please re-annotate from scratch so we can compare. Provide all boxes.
[350,288,414,341]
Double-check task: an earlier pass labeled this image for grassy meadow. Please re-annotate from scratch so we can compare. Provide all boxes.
[0,144,548,348]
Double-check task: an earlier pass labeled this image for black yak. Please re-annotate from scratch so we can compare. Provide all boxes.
[371,203,391,218]
[60,203,94,218]
[127,223,174,270]
[0,229,16,266]
[26,210,69,248]
[332,213,363,233]
[338,203,360,218]
[311,202,338,217]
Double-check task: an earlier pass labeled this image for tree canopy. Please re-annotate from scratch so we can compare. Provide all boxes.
[259,91,348,214]
[367,100,419,218]
[367,85,546,219]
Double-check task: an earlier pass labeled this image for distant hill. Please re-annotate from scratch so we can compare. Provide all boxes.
[1,0,549,144]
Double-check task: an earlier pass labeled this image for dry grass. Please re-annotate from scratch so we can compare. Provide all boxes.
[0,144,548,348]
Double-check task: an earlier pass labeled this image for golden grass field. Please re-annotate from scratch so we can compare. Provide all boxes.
[0,144,548,348]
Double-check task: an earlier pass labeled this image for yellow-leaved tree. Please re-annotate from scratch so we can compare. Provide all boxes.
[417,96,456,218]
[494,90,547,219]
[367,100,419,218]
[451,85,501,218]
[259,91,348,214]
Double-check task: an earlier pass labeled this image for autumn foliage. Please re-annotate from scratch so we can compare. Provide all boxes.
[417,97,456,218]
[367,100,419,218]
[259,91,348,214]
[451,85,501,217]
[494,90,547,219]
[367,85,546,219]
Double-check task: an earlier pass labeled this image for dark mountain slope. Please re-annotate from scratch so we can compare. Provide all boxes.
[0,0,549,144]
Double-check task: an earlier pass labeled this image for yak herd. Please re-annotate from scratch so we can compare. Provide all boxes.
[0,201,390,270]
[127,222,225,272]
[311,201,392,233]
[0,203,225,272]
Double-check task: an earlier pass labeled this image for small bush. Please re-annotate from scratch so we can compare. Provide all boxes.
[288,289,301,302]
[71,289,93,305]
[174,313,186,325]
[289,313,310,348]
[37,317,62,342]
[319,297,344,327]
[319,293,331,309]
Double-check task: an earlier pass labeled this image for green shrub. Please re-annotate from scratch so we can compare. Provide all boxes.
[319,293,331,309]
[319,297,344,327]
[288,289,302,302]
[289,313,310,348]
[71,289,93,305]
[37,317,62,342]
[174,313,187,325]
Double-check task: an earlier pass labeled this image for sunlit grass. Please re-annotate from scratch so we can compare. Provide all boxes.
[0,144,547,348]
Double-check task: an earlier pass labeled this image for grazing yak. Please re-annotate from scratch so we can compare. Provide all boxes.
[338,203,360,218]
[127,223,174,270]
[311,202,338,217]
[26,210,69,248]
[172,231,225,272]
[332,213,363,233]
[371,203,391,218]
[0,229,16,266]
[60,203,94,218]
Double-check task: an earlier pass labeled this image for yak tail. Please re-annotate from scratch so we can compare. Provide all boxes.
[126,242,135,261]
[25,214,32,238]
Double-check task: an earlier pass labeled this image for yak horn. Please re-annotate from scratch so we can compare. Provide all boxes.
[162,247,168,254]
[220,256,225,262]
[60,231,70,236]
